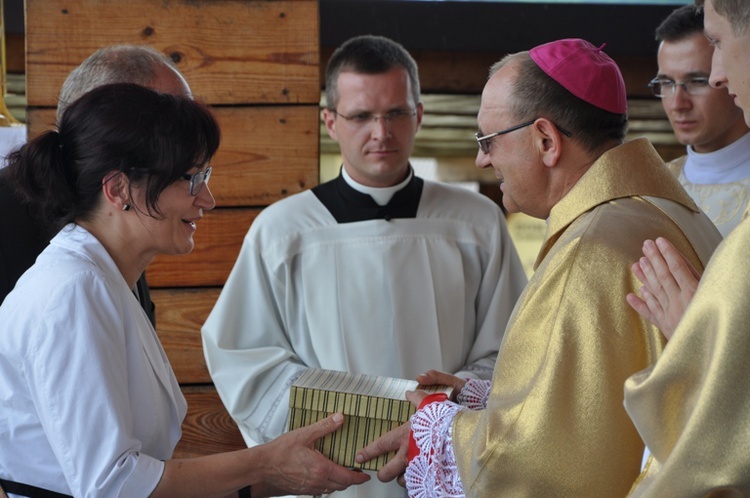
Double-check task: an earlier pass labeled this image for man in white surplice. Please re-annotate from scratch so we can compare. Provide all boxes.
[201,35,527,498]
[652,4,750,237]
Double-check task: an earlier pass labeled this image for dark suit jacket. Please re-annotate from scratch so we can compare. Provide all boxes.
[0,168,156,325]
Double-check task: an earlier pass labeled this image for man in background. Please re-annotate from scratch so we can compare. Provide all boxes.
[652,3,750,236]
[201,34,527,498]
[0,45,188,318]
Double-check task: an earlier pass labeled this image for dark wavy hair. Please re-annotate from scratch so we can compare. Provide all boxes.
[6,83,220,232]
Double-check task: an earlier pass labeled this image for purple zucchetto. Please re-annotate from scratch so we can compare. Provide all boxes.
[529,38,627,114]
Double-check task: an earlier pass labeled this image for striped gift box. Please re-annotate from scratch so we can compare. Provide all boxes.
[286,368,452,470]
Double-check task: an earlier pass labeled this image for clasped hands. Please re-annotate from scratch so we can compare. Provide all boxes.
[626,237,701,340]
[354,369,467,487]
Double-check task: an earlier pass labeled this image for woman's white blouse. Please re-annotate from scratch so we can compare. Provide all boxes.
[0,224,187,497]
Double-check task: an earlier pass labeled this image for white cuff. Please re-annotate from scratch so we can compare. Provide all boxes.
[456,379,491,410]
[405,400,466,497]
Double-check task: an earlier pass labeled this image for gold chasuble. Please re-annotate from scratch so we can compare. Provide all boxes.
[624,212,750,496]
[452,138,723,497]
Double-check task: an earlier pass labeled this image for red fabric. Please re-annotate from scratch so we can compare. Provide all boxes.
[407,393,449,463]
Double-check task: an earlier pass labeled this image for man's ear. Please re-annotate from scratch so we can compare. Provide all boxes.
[322,108,339,141]
[532,118,564,168]
[414,101,424,132]
[101,171,130,211]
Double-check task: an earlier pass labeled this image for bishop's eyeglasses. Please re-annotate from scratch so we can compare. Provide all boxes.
[475,119,572,154]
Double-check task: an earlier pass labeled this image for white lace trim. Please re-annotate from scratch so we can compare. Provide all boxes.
[405,401,466,498]
[456,379,491,410]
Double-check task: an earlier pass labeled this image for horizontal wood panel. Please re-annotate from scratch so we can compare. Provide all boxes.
[26,0,319,106]
[213,106,320,206]
[147,208,260,287]
[175,385,246,458]
[26,106,320,206]
[154,288,221,384]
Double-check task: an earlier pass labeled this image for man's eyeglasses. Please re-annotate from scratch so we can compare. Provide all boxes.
[475,119,572,154]
[648,77,711,98]
[181,166,212,196]
[332,108,417,128]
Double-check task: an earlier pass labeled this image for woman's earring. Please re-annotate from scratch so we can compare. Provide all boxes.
[122,204,131,212]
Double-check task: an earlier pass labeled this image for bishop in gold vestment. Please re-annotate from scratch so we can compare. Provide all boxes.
[357,39,725,498]
[452,138,722,497]
[624,211,750,497]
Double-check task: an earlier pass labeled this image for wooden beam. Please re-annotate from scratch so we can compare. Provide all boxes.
[370,50,658,98]
[5,33,25,74]
[147,208,260,288]
[26,0,320,106]
[320,1,671,57]
[175,386,246,458]
[154,288,220,384]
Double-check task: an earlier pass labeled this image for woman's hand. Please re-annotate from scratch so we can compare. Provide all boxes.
[254,413,370,497]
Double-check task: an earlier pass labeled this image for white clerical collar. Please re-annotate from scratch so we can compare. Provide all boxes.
[341,166,413,206]
[684,131,750,184]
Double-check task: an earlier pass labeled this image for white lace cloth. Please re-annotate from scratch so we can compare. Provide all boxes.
[403,380,492,497]
[456,379,491,410]
[405,400,466,497]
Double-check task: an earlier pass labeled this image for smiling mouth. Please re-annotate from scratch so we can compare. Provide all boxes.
[182,219,197,229]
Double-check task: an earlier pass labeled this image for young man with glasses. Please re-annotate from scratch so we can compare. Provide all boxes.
[356,38,723,498]
[652,4,750,236]
[201,34,527,498]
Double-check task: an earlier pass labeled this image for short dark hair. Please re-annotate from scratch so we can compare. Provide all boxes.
[7,83,220,232]
[656,5,704,43]
[324,35,420,110]
[491,53,628,154]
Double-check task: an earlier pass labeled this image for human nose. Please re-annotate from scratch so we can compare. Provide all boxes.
[195,182,216,210]
[370,115,391,139]
[667,84,692,109]
[475,148,491,169]
[709,48,727,89]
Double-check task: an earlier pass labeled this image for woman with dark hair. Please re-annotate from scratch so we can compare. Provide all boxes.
[0,83,368,498]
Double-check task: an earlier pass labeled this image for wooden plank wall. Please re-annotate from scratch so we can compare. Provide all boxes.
[26,0,320,457]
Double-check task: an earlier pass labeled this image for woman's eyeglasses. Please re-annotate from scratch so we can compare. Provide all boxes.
[182,166,212,196]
